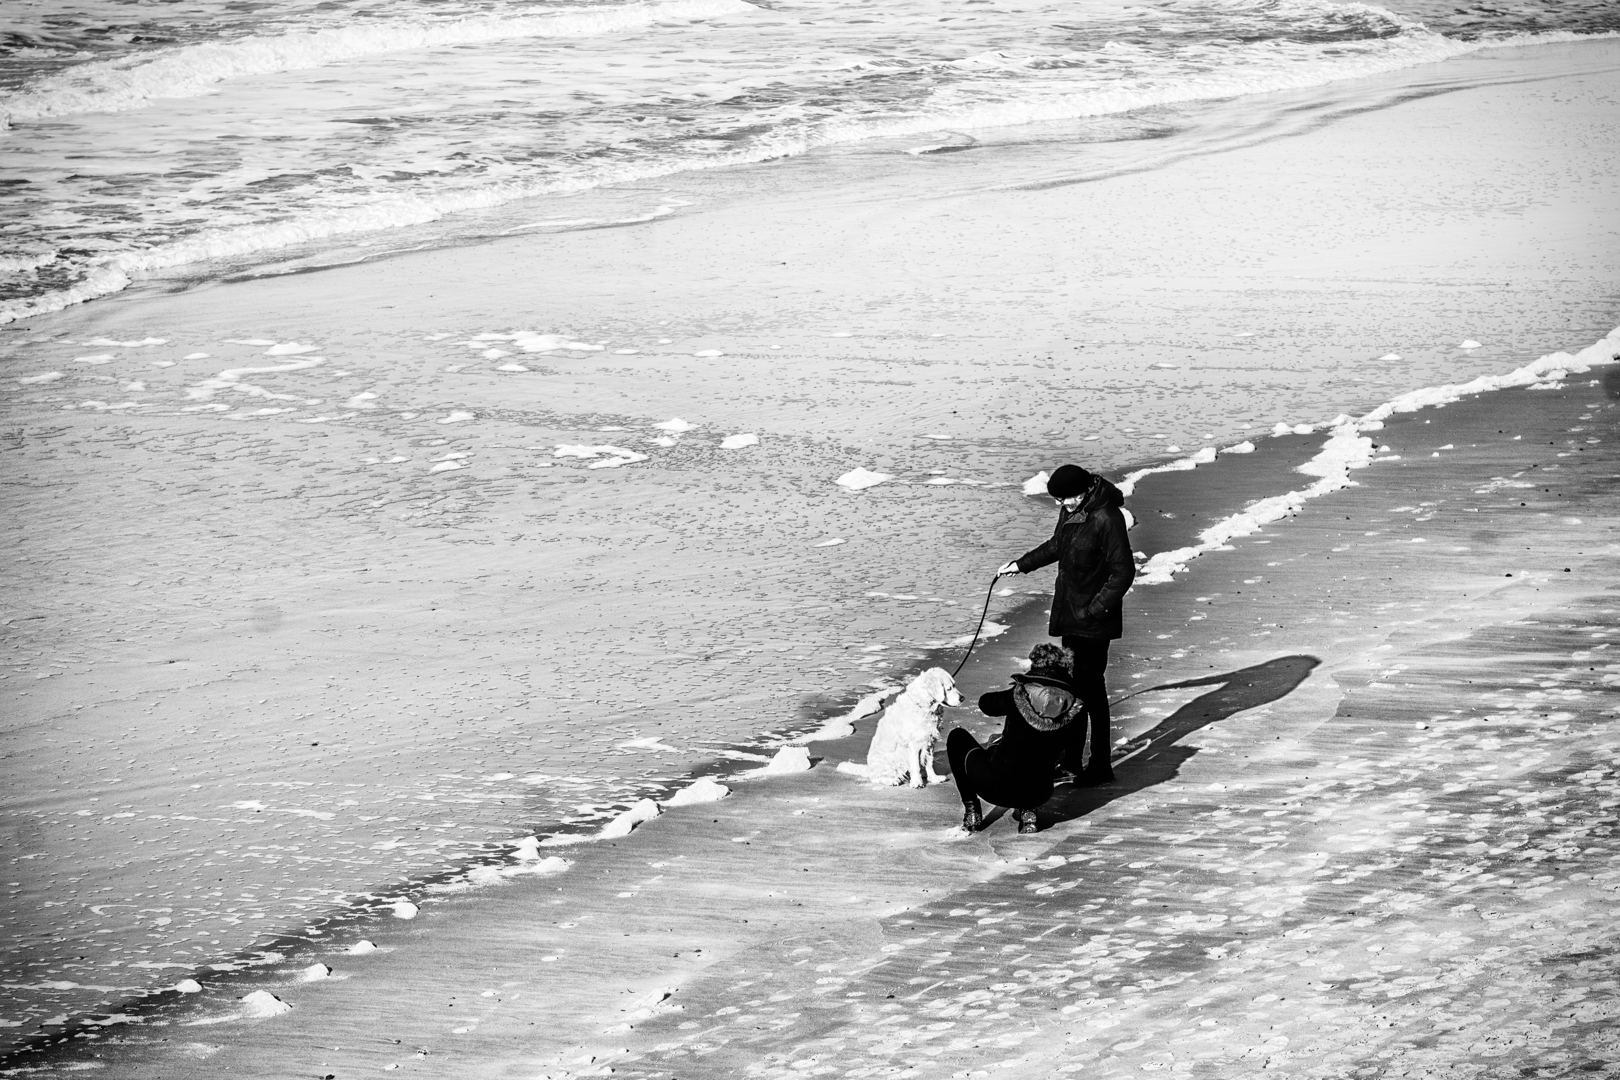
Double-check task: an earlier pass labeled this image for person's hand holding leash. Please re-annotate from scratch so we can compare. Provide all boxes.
[997,561,1021,577]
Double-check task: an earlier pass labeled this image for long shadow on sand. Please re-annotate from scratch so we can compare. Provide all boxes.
[1034,655,1319,827]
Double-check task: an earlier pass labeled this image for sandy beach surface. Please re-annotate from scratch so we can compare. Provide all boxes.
[2,35,1619,1079]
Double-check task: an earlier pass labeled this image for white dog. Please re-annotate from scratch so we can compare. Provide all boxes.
[861,667,964,787]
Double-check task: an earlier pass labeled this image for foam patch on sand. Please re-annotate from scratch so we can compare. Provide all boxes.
[541,799,661,845]
[477,331,604,353]
[239,990,291,1018]
[619,736,682,753]
[599,798,661,838]
[1135,326,1620,585]
[760,746,813,774]
[428,838,573,892]
[731,746,815,779]
[791,687,898,744]
[186,356,323,402]
[663,777,731,806]
[82,336,167,347]
[555,444,649,468]
[836,467,892,490]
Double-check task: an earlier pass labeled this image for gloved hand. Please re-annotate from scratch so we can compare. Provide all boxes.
[997,561,1021,577]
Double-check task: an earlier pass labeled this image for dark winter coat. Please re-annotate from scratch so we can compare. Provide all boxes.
[1015,477,1135,640]
[965,686,1082,809]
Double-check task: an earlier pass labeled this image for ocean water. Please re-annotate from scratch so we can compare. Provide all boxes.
[2,0,1618,1059]
[1,0,1615,323]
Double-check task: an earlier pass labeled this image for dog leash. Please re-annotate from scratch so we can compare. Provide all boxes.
[950,583,1168,712]
[950,575,1002,678]
[1106,686,1154,709]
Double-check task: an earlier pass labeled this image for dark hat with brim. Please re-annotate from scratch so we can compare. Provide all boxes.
[1046,464,1096,499]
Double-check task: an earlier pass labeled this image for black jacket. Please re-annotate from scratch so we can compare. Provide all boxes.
[969,689,1073,808]
[1016,477,1135,640]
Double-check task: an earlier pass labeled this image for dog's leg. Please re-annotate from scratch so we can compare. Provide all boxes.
[923,745,948,785]
[909,747,931,788]
[907,746,926,788]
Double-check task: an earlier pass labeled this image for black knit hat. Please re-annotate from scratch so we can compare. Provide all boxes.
[1046,464,1095,499]
[1010,643,1075,690]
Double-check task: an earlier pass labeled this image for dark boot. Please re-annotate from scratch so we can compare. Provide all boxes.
[961,799,984,832]
[1013,808,1039,834]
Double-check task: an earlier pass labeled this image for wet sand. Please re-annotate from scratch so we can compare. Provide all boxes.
[2,36,1619,1078]
[55,352,1620,1080]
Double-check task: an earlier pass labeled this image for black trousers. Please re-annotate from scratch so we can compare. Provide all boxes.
[947,727,982,806]
[947,727,1055,811]
[1061,636,1112,774]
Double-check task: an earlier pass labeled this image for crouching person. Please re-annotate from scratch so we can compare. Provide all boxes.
[947,644,1086,834]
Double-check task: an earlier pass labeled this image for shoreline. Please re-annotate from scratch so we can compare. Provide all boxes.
[3,36,1620,1073]
[6,32,1619,328]
[3,328,1614,1068]
[22,357,1617,1078]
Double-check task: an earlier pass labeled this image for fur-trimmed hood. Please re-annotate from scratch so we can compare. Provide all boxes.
[1011,682,1082,732]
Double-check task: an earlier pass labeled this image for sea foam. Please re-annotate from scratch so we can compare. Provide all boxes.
[1132,326,1620,585]
[1,0,755,124]
[3,26,1605,326]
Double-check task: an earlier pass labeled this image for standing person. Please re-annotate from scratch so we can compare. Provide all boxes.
[947,644,1085,834]
[998,463,1134,785]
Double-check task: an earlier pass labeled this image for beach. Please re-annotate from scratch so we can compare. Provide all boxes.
[2,19,1619,1080]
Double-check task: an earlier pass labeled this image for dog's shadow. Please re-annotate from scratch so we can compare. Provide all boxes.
[1033,654,1319,827]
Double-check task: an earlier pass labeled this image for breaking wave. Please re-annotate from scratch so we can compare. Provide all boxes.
[0,0,754,125]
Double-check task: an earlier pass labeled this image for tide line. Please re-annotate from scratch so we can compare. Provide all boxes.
[1133,325,1620,585]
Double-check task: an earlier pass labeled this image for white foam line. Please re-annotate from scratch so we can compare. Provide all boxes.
[1134,326,1620,585]
[791,687,899,745]
[1116,445,1219,498]
[1,0,753,124]
[185,356,324,401]
[3,29,1608,326]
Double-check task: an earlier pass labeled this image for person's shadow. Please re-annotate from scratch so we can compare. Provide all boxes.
[1029,655,1320,827]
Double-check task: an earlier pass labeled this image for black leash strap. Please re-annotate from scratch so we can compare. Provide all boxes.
[948,579,1170,703]
[951,576,1002,678]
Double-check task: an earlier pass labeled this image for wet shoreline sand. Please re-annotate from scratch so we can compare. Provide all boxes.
[2,36,1619,1076]
[47,349,1620,1080]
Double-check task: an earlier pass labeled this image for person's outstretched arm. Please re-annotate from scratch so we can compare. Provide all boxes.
[1012,522,1062,575]
[978,689,1015,717]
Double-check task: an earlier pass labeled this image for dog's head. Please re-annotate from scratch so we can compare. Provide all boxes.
[907,667,964,710]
